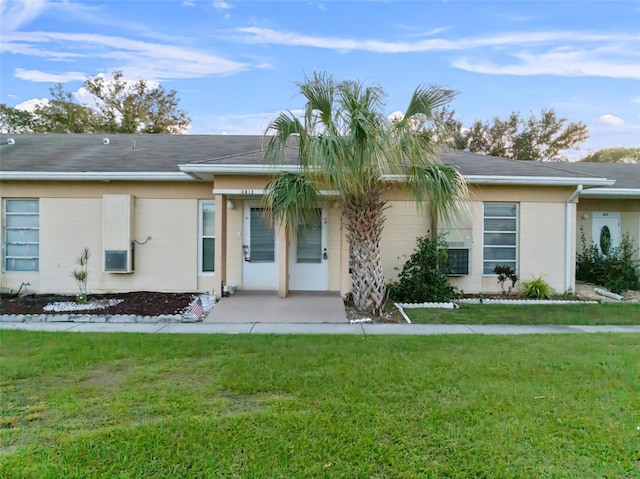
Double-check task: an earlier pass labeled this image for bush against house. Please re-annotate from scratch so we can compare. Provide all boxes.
[387,235,456,303]
[576,230,639,293]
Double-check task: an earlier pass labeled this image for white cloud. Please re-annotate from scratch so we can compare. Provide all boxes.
[598,114,625,126]
[182,0,196,6]
[3,31,249,81]
[235,27,639,53]
[15,68,87,82]
[452,47,640,80]
[15,97,49,112]
[633,97,640,104]
[0,0,49,32]
[213,1,233,10]
[233,27,639,80]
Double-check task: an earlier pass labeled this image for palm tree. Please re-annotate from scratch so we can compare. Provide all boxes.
[263,72,468,316]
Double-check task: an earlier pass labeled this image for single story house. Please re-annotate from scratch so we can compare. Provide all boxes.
[1,133,634,300]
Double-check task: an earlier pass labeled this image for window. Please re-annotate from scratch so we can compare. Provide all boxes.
[483,203,517,274]
[3,199,39,272]
[199,200,215,274]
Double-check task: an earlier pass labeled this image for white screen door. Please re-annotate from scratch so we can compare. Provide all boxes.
[242,203,278,289]
[289,208,329,291]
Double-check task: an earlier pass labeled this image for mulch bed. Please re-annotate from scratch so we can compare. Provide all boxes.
[0,292,198,317]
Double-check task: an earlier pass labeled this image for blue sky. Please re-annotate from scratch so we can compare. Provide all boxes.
[1,0,639,159]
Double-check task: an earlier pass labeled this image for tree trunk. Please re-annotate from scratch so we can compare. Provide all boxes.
[343,187,386,316]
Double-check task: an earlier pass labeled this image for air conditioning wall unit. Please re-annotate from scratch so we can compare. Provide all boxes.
[445,248,469,275]
[103,194,135,273]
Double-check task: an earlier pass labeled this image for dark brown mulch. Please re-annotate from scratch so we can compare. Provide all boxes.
[0,292,198,316]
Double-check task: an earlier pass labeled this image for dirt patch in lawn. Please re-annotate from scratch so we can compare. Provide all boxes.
[0,291,198,317]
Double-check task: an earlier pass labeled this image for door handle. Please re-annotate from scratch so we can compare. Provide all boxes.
[243,244,251,262]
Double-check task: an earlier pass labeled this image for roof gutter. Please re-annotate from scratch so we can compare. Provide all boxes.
[179,164,301,175]
[0,172,194,181]
[579,188,640,197]
[179,165,616,187]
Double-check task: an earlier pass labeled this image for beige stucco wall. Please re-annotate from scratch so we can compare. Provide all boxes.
[1,178,586,296]
[380,201,430,282]
[576,198,640,261]
[380,185,575,294]
[1,181,221,294]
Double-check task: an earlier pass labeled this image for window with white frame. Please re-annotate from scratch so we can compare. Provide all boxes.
[483,203,517,274]
[199,200,215,274]
[3,199,39,272]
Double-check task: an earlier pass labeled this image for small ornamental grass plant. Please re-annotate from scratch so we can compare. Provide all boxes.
[70,248,90,304]
[521,276,554,299]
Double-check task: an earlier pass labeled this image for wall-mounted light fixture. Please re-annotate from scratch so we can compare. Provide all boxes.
[227,200,235,210]
[582,213,589,220]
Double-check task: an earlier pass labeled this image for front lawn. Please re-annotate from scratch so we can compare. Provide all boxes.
[1,332,639,478]
[407,303,640,325]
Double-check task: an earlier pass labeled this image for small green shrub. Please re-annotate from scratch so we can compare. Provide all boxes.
[576,229,639,294]
[387,235,456,303]
[493,265,518,296]
[521,276,554,299]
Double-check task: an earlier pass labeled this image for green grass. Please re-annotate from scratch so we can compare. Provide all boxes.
[407,303,640,325]
[1,331,639,478]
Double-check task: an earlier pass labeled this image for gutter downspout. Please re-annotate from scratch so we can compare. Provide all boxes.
[565,185,583,292]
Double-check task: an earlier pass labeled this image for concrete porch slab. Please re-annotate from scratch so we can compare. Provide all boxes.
[205,291,347,323]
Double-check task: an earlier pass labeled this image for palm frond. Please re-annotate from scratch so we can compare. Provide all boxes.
[406,164,469,225]
[262,172,320,235]
[296,72,335,131]
[402,85,459,124]
[265,111,305,164]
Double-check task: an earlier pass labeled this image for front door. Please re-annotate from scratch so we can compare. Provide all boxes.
[289,208,329,291]
[592,212,621,254]
[242,202,278,290]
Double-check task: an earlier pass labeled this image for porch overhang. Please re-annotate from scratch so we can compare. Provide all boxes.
[579,188,640,199]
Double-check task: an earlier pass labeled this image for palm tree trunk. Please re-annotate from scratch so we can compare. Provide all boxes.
[343,187,386,316]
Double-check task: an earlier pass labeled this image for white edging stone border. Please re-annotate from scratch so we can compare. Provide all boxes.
[0,313,201,323]
[456,299,600,305]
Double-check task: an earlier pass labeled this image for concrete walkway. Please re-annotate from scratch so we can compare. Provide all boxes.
[2,322,639,335]
[205,291,347,323]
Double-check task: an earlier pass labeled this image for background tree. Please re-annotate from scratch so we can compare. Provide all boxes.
[263,73,468,316]
[1,71,190,134]
[0,104,38,133]
[580,147,639,163]
[84,71,190,133]
[449,109,588,161]
[34,84,99,133]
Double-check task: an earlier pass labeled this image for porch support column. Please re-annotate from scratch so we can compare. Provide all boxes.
[214,194,228,299]
[277,223,289,298]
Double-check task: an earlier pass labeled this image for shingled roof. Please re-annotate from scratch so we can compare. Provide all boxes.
[542,162,640,190]
[0,134,619,187]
